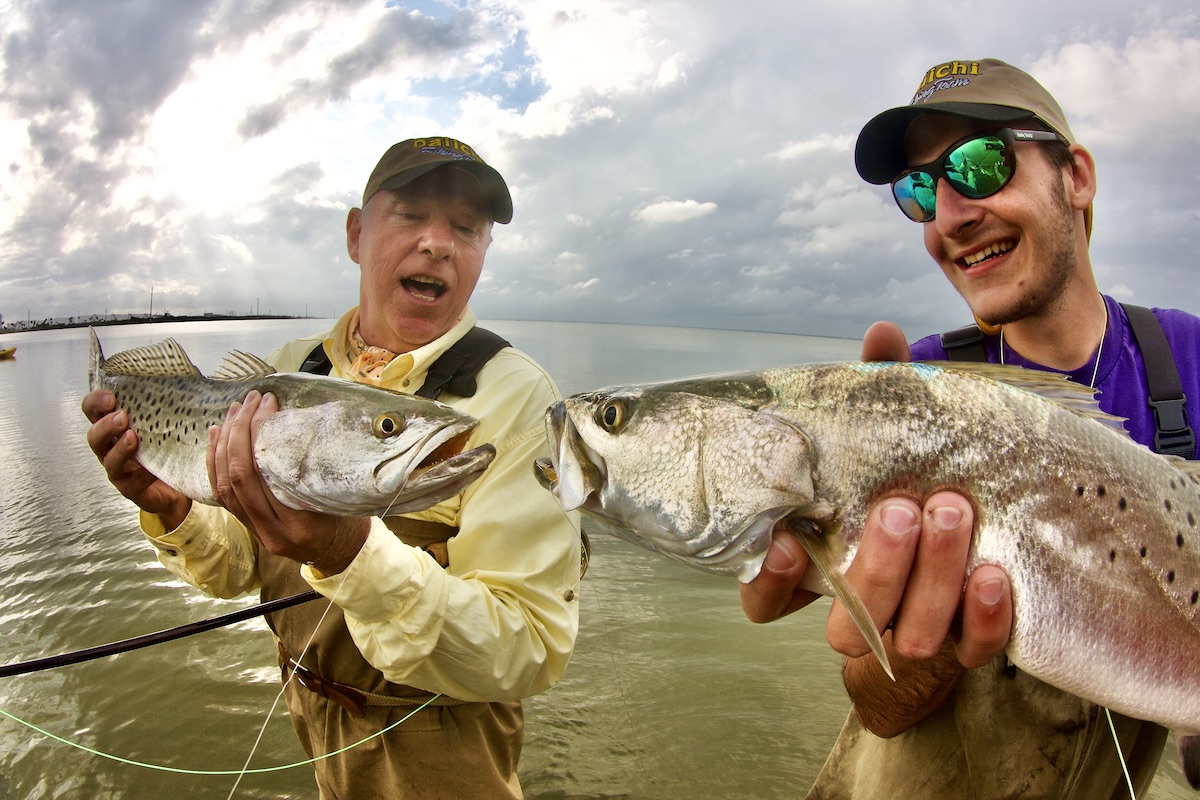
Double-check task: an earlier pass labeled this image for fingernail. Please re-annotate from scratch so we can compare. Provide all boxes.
[977,577,1005,606]
[930,505,964,531]
[880,502,918,536]
[114,410,126,426]
[764,541,798,572]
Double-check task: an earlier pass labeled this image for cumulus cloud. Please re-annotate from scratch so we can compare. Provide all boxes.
[633,199,719,225]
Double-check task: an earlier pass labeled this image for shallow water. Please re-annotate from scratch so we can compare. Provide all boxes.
[0,320,1191,798]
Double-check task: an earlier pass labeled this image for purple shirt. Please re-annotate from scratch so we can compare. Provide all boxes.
[910,295,1200,459]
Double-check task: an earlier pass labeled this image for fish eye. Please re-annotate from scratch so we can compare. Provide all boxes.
[596,398,631,433]
[373,412,406,438]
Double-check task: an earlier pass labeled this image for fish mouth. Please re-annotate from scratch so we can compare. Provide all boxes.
[533,456,558,491]
[376,420,496,514]
[536,401,604,512]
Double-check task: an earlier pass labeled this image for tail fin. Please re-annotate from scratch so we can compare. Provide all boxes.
[1179,733,1200,788]
[88,327,105,392]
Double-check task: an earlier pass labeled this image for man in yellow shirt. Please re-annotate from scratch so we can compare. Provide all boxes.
[83,138,582,799]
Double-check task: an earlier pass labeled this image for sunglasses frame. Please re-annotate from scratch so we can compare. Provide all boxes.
[891,128,1064,222]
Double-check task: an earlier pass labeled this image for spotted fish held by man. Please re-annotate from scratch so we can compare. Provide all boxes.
[89,328,495,516]
[533,361,1200,785]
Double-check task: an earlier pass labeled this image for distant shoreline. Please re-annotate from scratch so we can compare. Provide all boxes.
[0,313,308,335]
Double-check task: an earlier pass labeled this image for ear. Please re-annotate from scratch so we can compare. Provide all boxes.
[1064,144,1097,213]
[346,207,363,264]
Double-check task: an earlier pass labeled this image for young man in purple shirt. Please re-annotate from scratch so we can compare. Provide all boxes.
[741,58,1200,797]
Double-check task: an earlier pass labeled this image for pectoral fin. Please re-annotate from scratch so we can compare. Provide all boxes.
[789,516,895,681]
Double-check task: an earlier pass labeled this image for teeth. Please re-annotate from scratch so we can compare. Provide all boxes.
[411,276,444,287]
[964,242,1013,267]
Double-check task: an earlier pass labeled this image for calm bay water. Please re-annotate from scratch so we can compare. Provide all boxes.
[0,319,1191,799]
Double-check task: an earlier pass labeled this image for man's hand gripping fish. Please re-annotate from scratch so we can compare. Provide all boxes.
[534,361,1200,786]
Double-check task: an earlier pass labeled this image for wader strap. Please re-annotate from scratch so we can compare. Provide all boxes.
[277,641,468,717]
[416,327,511,400]
[938,324,988,362]
[1121,303,1195,458]
[298,326,511,402]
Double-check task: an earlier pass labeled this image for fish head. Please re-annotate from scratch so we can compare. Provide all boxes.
[255,382,495,516]
[535,386,818,582]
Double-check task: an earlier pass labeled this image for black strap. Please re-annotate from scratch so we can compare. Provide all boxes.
[299,326,510,400]
[938,307,1194,458]
[939,324,988,362]
[416,327,510,400]
[1121,304,1194,458]
[299,344,333,375]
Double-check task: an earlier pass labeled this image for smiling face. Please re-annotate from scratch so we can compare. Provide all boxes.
[904,114,1093,327]
[347,166,494,353]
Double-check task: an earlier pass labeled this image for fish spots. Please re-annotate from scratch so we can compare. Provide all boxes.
[1140,546,1148,558]
[1193,591,1199,606]
[1109,549,1117,562]
[1118,497,1128,511]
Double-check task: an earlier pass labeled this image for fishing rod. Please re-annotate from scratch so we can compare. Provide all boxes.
[0,589,321,679]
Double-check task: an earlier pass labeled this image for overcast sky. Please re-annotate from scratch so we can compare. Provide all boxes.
[2,1,1198,340]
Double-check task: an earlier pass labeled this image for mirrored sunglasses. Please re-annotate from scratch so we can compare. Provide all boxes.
[891,128,1064,223]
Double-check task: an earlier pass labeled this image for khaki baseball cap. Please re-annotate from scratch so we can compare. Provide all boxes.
[855,58,1076,185]
[362,137,513,224]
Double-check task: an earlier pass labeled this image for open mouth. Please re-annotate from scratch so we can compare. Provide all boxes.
[961,240,1014,269]
[402,277,447,300]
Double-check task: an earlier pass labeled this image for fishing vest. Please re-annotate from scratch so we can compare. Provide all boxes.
[263,325,513,714]
[939,303,1195,459]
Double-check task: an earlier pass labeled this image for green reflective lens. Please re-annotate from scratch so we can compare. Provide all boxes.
[889,128,1051,222]
[945,135,1011,196]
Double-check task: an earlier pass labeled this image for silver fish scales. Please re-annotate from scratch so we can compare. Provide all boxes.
[534,360,1200,783]
[89,328,494,516]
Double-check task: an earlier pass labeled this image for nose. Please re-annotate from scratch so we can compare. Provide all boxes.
[419,216,456,259]
[931,178,983,236]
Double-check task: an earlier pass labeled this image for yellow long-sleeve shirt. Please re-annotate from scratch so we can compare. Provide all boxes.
[140,308,581,702]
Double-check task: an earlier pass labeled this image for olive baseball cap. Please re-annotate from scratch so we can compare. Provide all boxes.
[855,58,1076,186]
[362,137,513,224]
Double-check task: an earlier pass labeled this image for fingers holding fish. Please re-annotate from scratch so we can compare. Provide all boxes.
[826,498,922,658]
[209,391,281,530]
[953,564,1012,669]
[208,391,369,573]
[740,526,822,623]
[82,388,192,525]
[890,495,977,660]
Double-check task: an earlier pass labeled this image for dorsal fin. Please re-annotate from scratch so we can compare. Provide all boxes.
[924,361,1130,436]
[212,350,276,381]
[101,338,203,378]
[1168,456,1200,486]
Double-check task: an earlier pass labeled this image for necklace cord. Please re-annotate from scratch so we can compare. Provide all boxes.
[999,301,1108,389]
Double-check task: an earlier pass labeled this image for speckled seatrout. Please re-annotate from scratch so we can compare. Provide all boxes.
[534,361,1200,782]
[89,328,495,516]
